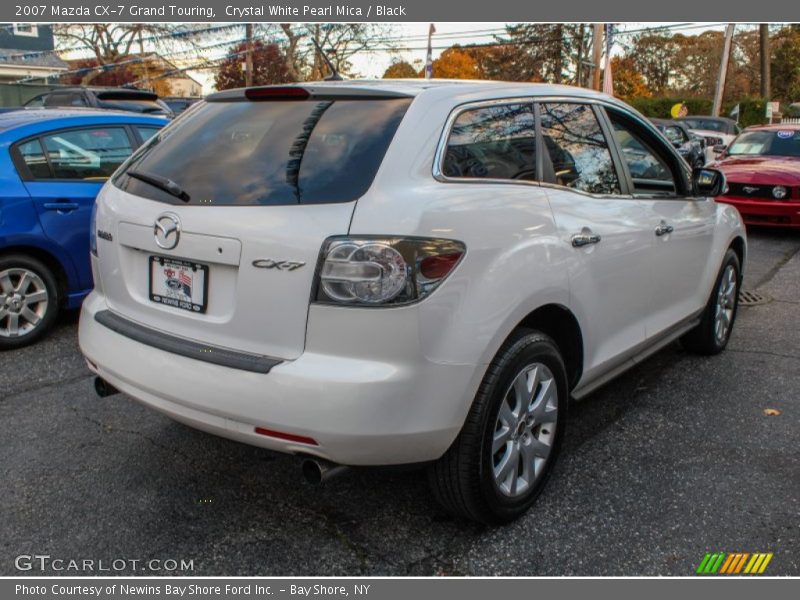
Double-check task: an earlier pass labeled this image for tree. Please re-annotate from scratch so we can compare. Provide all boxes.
[630,33,680,94]
[53,24,201,85]
[275,23,392,80]
[495,24,590,83]
[429,47,479,79]
[63,56,173,96]
[214,41,295,90]
[771,26,800,102]
[609,56,651,99]
[383,60,417,79]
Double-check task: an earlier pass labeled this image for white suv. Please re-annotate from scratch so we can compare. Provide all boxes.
[80,81,746,523]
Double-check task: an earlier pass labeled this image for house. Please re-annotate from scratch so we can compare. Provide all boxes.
[65,52,203,97]
[0,24,68,82]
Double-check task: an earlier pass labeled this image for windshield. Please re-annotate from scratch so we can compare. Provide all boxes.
[727,130,800,157]
[113,97,411,206]
[682,118,731,133]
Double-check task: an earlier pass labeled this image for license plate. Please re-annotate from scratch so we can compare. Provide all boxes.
[149,256,208,313]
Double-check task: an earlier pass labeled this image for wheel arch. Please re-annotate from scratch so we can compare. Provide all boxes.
[514,303,584,390]
[0,244,71,305]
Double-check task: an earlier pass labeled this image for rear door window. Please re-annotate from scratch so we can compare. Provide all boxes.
[540,103,621,195]
[442,103,537,181]
[41,127,133,179]
[114,98,411,206]
[17,139,51,179]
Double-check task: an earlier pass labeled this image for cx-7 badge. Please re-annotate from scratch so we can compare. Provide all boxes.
[252,259,306,271]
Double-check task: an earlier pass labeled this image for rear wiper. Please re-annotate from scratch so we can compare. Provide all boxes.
[126,169,190,202]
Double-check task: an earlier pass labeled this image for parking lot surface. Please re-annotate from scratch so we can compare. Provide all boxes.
[1,228,798,576]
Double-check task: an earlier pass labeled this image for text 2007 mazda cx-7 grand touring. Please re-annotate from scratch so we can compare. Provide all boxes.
[80,81,746,523]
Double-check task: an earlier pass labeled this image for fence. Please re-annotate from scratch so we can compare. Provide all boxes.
[0,83,66,107]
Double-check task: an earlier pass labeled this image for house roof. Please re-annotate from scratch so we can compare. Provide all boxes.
[0,48,68,70]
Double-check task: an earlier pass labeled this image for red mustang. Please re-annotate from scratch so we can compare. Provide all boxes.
[711,124,800,227]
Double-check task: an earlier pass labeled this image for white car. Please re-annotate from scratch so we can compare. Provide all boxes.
[690,129,737,164]
[80,81,746,523]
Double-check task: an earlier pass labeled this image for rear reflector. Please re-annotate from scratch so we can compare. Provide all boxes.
[254,427,318,445]
[420,252,464,279]
[245,87,310,101]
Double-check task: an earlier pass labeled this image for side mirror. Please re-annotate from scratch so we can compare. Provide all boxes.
[693,167,726,197]
[713,144,727,154]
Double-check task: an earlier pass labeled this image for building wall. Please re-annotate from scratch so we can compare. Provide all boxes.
[168,77,202,97]
[0,24,55,51]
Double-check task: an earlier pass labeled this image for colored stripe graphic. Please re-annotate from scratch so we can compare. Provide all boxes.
[697,552,772,575]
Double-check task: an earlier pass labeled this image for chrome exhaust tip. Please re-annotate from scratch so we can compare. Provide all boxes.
[302,458,349,484]
[94,377,119,398]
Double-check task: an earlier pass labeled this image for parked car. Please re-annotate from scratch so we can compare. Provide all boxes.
[79,81,745,523]
[0,109,167,349]
[677,116,741,137]
[710,124,800,227]
[30,87,174,118]
[650,118,706,168]
[160,96,202,115]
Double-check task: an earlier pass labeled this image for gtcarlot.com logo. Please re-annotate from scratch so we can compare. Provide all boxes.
[696,552,773,575]
[15,554,194,573]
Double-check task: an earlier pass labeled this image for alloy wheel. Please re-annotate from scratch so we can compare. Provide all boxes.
[0,268,49,338]
[714,264,737,345]
[492,363,559,497]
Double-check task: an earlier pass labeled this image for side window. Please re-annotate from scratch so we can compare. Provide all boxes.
[608,111,679,195]
[442,103,536,181]
[41,128,133,180]
[663,126,686,145]
[540,103,620,195]
[17,139,51,179]
[136,126,161,143]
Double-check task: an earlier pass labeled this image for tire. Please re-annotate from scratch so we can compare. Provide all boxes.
[681,248,741,355]
[428,329,568,524]
[0,254,60,350]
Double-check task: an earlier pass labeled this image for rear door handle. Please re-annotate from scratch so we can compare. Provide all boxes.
[43,201,80,212]
[571,230,602,247]
[655,223,674,236]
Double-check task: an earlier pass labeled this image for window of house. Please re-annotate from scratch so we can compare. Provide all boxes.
[13,24,39,37]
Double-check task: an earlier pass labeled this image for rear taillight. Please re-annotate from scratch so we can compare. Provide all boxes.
[314,236,466,306]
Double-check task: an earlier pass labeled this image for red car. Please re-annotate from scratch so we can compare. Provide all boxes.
[711,124,800,227]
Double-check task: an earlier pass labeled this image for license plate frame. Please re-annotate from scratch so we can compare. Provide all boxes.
[148,255,209,314]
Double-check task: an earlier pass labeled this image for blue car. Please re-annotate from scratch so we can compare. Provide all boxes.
[0,109,167,349]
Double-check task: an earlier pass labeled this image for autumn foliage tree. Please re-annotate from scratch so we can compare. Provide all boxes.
[609,56,651,100]
[214,41,296,90]
[429,47,480,79]
[64,57,173,96]
[382,60,418,79]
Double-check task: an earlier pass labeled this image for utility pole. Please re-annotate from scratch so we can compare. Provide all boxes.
[245,23,254,87]
[591,24,603,91]
[712,24,735,117]
[760,24,771,99]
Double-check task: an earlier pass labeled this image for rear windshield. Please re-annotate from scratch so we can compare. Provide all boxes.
[113,98,411,206]
[98,99,169,114]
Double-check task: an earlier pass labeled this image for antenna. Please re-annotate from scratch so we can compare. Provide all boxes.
[310,37,343,81]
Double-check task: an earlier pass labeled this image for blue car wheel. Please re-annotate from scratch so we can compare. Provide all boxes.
[0,254,60,350]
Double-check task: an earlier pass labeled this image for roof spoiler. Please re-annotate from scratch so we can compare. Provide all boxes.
[207,85,413,102]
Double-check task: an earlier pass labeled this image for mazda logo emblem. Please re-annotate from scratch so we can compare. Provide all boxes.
[154,213,181,250]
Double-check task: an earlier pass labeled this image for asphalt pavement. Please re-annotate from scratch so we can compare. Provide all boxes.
[1,228,798,576]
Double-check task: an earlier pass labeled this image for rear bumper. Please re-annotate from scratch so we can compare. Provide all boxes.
[79,291,480,466]
[716,196,800,227]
